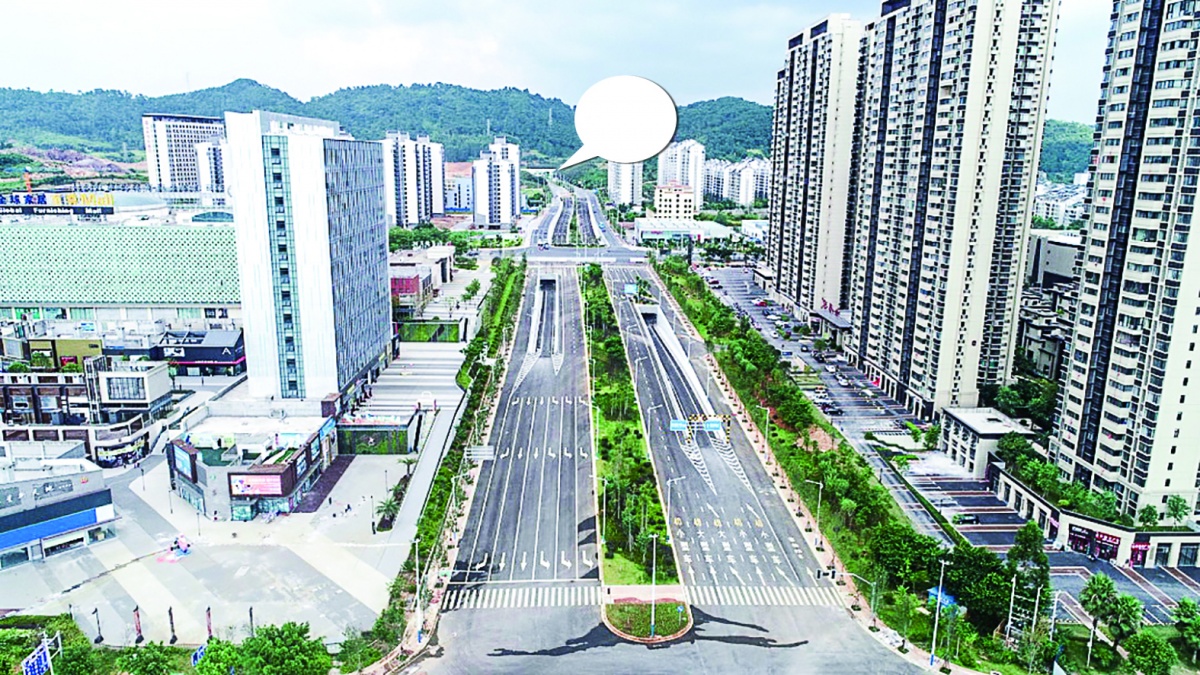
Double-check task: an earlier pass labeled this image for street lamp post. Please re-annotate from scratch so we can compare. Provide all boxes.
[650,533,659,637]
[930,559,951,667]
[601,476,610,548]
[804,479,824,551]
[665,477,683,542]
[370,496,377,535]
[412,538,424,645]
[140,466,146,492]
[843,572,880,629]
[755,404,773,464]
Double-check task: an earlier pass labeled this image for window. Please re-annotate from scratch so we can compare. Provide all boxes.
[106,376,146,402]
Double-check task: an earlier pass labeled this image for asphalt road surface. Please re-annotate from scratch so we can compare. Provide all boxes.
[606,265,831,600]
[451,266,599,588]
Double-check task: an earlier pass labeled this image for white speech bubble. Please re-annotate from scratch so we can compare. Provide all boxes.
[560,75,678,170]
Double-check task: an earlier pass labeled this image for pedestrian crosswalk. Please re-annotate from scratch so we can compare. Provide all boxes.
[686,585,842,608]
[443,584,602,610]
[440,583,843,611]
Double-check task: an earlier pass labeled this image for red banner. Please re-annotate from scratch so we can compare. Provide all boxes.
[133,607,142,641]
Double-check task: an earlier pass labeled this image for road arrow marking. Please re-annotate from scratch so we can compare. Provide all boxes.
[540,551,550,569]
[582,550,593,567]
[499,552,507,571]
[474,552,490,571]
[521,552,528,571]
[561,551,572,568]
[563,449,572,459]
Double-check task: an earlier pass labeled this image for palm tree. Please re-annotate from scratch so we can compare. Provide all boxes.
[399,455,418,478]
[375,497,400,522]
[1079,572,1117,649]
[1106,593,1145,653]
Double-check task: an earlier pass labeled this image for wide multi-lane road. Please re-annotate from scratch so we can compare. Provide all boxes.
[449,265,599,596]
[427,258,920,674]
[605,265,830,604]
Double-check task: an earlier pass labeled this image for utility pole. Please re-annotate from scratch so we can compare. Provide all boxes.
[650,533,659,637]
[930,559,950,667]
[1005,573,1017,645]
[413,538,424,645]
[804,479,824,551]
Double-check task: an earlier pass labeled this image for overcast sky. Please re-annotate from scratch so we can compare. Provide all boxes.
[12,0,1107,123]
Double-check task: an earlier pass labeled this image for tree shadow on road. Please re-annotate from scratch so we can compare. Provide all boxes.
[486,607,807,659]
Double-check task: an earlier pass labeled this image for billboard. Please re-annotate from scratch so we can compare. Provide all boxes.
[0,192,116,216]
[229,474,283,497]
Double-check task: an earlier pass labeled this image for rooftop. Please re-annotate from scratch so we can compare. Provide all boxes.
[183,413,327,448]
[1029,229,1083,247]
[160,329,241,348]
[0,440,97,484]
[942,407,1034,438]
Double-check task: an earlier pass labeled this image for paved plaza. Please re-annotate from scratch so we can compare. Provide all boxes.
[1,453,417,647]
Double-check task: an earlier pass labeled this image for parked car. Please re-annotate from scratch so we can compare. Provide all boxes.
[954,514,980,525]
[826,407,844,416]
[799,345,810,352]
[825,365,838,373]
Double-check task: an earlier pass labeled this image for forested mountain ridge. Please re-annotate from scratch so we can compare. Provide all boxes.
[0,79,772,164]
[0,78,1093,174]
[1039,119,1093,183]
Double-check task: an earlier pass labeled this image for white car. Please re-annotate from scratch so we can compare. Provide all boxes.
[825,365,838,373]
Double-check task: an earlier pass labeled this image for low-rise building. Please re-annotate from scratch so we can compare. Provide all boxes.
[653,183,697,219]
[940,407,1036,478]
[154,330,246,377]
[0,440,116,569]
[1032,182,1087,226]
[1,356,172,466]
[633,218,733,245]
[1015,284,1075,380]
[1025,228,1082,288]
[169,411,337,521]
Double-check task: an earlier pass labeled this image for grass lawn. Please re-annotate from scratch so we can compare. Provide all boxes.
[603,550,655,585]
[605,602,689,639]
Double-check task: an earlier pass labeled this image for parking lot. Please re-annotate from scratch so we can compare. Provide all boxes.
[905,454,1200,626]
[701,264,1200,626]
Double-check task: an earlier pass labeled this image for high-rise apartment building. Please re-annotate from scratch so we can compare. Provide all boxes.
[727,158,770,206]
[607,162,644,207]
[840,0,1055,418]
[1053,0,1200,517]
[142,114,226,192]
[195,140,225,194]
[704,159,732,199]
[381,132,446,227]
[657,140,705,206]
[224,111,390,401]
[654,183,697,219]
[767,15,863,323]
[704,158,769,206]
[472,137,520,227]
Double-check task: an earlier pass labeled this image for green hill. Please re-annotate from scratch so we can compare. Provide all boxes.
[0,79,773,165]
[1039,119,1093,183]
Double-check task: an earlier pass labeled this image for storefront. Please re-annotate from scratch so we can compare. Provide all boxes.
[1131,540,1151,567]
[0,491,116,570]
